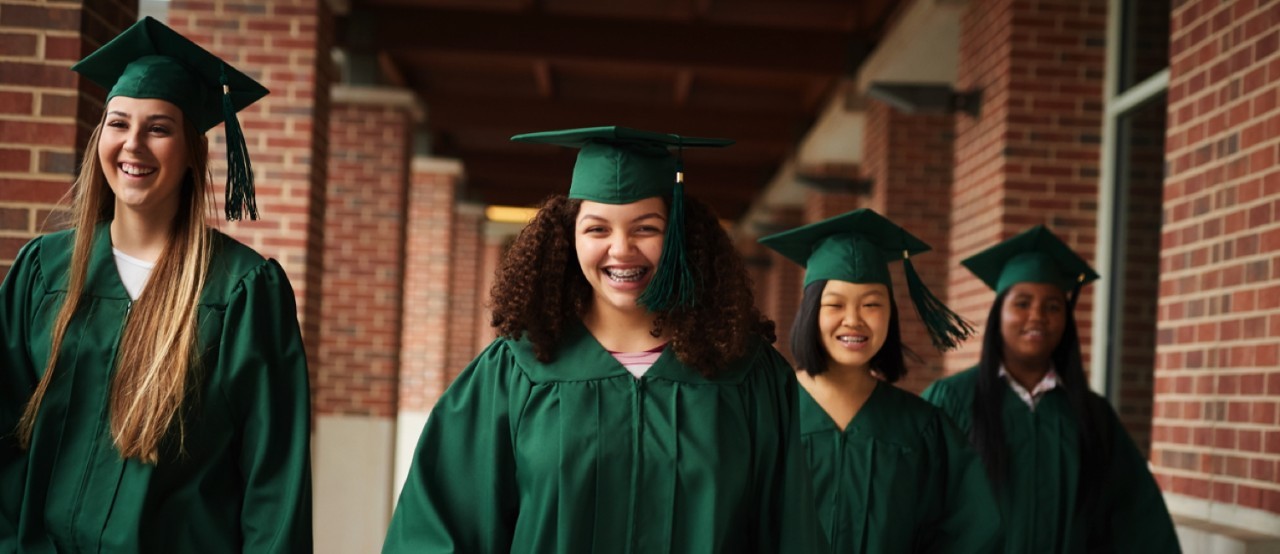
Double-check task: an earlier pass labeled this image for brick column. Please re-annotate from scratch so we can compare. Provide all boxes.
[393,157,462,494]
[801,176,863,223]
[756,206,805,363]
[859,101,957,394]
[168,0,334,367]
[314,86,419,553]
[945,0,1106,375]
[475,221,520,353]
[446,202,485,383]
[1152,0,1280,541]
[0,1,137,275]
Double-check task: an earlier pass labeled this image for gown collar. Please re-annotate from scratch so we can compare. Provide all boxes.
[43,222,133,300]
[509,320,754,384]
[800,379,896,437]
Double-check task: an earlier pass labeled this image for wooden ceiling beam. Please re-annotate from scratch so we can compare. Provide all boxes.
[367,7,857,75]
[423,94,809,144]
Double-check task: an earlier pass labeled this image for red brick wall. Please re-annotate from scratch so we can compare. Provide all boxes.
[316,98,411,417]
[475,232,507,353]
[946,0,1107,375]
[399,161,459,412]
[0,0,137,275]
[446,204,484,382]
[1153,0,1280,515]
[169,0,333,369]
[757,206,805,362]
[861,101,957,394]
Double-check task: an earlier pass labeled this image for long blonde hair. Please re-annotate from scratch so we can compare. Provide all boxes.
[18,110,213,464]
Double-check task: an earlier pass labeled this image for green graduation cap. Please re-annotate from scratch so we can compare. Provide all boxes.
[511,126,733,312]
[961,224,1100,305]
[758,208,974,351]
[71,16,269,221]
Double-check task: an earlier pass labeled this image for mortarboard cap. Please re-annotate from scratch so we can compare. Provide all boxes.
[759,208,974,351]
[71,16,269,221]
[511,126,733,312]
[510,126,733,204]
[961,224,1099,303]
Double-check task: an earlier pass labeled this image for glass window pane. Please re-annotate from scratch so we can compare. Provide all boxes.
[1119,0,1171,92]
[1108,93,1167,456]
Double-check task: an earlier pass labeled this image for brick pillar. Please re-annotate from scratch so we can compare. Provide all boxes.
[446,202,485,382]
[475,221,519,353]
[860,101,956,394]
[801,176,863,222]
[945,0,1106,374]
[757,206,805,363]
[314,86,418,553]
[738,238,772,333]
[393,157,462,493]
[1152,0,1280,538]
[168,0,334,369]
[0,1,137,275]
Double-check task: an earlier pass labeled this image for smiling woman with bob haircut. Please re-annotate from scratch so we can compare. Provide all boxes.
[383,126,823,553]
[758,208,1001,553]
[922,225,1179,553]
[0,17,311,552]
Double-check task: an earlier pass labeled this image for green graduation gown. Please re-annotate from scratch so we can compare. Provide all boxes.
[800,380,1001,553]
[922,368,1180,554]
[383,322,826,553]
[0,225,312,552]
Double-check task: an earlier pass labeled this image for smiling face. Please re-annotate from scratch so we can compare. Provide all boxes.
[98,96,190,219]
[574,197,667,316]
[817,280,891,373]
[999,282,1068,367]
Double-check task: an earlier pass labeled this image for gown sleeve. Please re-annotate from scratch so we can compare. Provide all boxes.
[919,414,1002,553]
[219,260,313,552]
[0,239,42,551]
[921,379,966,430]
[382,341,528,553]
[752,347,828,553]
[1094,398,1180,553]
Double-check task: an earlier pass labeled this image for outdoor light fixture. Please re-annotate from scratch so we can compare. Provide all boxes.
[484,205,539,224]
[866,82,982,117]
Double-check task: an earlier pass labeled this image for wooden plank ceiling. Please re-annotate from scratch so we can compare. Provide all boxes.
[342,0,898,219]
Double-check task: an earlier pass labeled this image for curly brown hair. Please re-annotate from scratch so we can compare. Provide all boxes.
[490,194,775,376]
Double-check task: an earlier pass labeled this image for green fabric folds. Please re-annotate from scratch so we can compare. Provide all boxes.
[922,368,1180,553]
[383,323,826,553]
[800,381,1001,553]
[0,226,312,552]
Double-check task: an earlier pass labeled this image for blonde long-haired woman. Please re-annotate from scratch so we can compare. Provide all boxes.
[0,17,311,552]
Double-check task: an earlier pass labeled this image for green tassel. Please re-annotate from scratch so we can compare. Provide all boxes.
[221,65,258,221]
[903,254,975,351]
[1068,274,1085,310]
[638,179,695,312]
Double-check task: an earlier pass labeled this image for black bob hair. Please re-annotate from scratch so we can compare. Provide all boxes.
[788,279,916,381]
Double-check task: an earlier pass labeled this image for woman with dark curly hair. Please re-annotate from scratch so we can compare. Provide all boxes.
[922,225,1179,553]
[759,209,999,553]
[383,126,823,553]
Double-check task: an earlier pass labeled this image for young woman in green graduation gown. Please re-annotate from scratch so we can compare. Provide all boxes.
[921,225,1180,553]
[0,18,311,552]
[383,126,825,553]
[758,209,1001,553]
